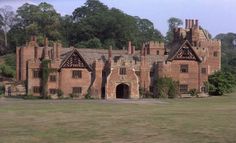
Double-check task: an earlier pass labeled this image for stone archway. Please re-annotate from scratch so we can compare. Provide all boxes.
[116,83,129,99]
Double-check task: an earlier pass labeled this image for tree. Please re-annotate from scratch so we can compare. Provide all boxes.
[71,0,163,49]
[166,17,183,43]
[135,17,163,44]
[0,5,16,47]
[208,71,236,95]
[215,33,236,73]
[7,2,61,49]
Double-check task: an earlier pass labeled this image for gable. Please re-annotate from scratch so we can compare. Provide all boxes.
[60,49,92,71]
[172,41,201,62]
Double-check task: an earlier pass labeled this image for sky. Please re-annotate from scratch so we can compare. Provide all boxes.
[0,0,235,37]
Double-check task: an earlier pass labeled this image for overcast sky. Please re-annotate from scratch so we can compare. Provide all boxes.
[1,0,235,37]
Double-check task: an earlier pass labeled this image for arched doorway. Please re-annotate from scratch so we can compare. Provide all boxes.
[116,83,129,99]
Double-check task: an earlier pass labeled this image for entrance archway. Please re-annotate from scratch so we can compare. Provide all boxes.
[116,83,129,99]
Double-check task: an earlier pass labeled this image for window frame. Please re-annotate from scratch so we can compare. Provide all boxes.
[33,70,41,78]
[120,67,127,75]
[180,64,189,73]
[72,87,82,94]
[33,86,41,94]
[179,84,188,93]
[72,70,82,79]
[49,75,57,82]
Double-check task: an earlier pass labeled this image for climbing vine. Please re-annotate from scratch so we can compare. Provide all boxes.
[41,59,52,99]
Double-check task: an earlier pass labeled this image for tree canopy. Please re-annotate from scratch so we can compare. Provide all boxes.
[2,0,163,50]
[165,17,183,43]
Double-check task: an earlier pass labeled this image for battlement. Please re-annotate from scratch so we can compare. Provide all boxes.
[145,41,164,49]
[199,39,221,48]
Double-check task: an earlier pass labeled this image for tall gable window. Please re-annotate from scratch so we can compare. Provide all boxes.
[213,51,218,57]
[120,67,126,75]
[180,64,188,73]
[72,70,82,78]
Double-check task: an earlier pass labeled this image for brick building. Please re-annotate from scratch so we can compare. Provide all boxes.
[16,19,221,99]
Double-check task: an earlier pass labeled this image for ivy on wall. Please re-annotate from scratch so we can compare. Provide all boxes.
[41,59,52,98]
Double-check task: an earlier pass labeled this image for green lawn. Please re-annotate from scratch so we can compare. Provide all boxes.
[0,93,236,143]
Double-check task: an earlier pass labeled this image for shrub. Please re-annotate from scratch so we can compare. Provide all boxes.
[189,89,198,97]
[156,77,179,98]
[85,89,93,99]
[57,89,64,98]
[0,86,4,96]
[139,88,154,98]
[0,64,16,78]
[208,71,236,95]
[69,93,80,98]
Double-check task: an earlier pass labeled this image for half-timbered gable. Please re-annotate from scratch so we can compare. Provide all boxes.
[168,40,201,62]
[60,49,92,71]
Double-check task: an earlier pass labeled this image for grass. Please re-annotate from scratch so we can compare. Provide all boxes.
[0,92,236,143]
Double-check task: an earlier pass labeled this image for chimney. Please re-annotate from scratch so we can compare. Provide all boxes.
[195,19,199,28]
[188,19,191,29]
[44,37,48,47]
[56,42,61,60]
[141,44,145,56]
[132,46,135,54]
[108,46,112,62]
[192,19,195,28]
[189,19,193,28]
[31,36,36,42]
[185,19,188,29]
[34,46,38,60]
[128,41,132,54]
[52,42,56,60]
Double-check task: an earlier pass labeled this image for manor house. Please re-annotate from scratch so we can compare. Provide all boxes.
[16,19,221,99]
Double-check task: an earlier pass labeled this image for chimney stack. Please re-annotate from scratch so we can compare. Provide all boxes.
[132,46,135,54]
[128,41,132,54]
[192,19,195,28]
[52,42,57,60]
[34,46,38,60]
[195,19,199,28]
[108,46,112,63]
[56,42,61,60]
[31,36,36,42]
[185,19,188,29]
